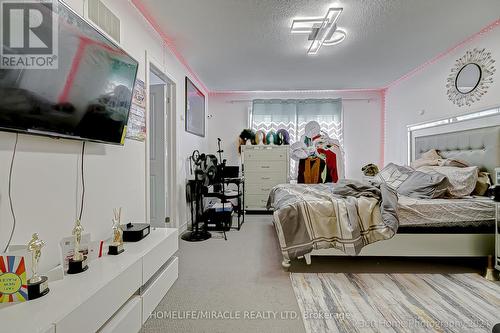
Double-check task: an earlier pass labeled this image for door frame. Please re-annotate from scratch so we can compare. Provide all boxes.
[145,52,178,228]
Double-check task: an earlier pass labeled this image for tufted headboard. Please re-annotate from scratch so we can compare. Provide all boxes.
[414,125,500,175]
[409,108,500,176]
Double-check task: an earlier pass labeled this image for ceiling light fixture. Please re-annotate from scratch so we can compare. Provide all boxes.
[291,7,346,55]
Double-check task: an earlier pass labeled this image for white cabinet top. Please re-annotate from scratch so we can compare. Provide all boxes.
[0,228,178,333]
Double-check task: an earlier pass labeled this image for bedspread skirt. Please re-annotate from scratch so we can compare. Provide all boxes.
[267,181,399,260]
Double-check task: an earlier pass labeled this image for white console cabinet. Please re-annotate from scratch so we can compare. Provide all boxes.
[0,228,178,333]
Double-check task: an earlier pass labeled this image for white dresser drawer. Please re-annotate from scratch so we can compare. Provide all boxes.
[143,229,178,284]
[244,149,287,161]
[245,171,286,184]
[245,160,286,171]
[245,183,275,195]
[56,259,142,333]
[245,194,270,209]
[141,257,179,324]
[98,296,142,333]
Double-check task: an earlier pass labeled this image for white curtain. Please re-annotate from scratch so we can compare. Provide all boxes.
[251,99,343,144]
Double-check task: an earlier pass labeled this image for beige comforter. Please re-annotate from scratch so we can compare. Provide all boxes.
[267,180,399,260]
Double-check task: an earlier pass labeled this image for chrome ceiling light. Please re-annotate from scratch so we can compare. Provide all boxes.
[291,7,346,55]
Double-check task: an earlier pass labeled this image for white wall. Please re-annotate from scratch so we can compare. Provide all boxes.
[0,0,209,273]
[385,27,500,165]
[207,91,383,180]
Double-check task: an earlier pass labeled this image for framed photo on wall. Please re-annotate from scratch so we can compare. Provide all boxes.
[185,77,205,137]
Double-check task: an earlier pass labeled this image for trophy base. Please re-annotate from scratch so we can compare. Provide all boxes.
[28,275,49,300]
[108,243,124,255]
[67,256,88,274]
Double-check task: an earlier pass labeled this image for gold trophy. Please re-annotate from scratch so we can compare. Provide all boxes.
[27,233,49,299]
[108,208,124,255]
[67,219,88,274]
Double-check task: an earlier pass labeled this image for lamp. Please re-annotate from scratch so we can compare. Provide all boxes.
[291,7,346,55]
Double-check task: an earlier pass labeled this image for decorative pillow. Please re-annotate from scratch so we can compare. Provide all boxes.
[473,171,491,196]
[411,149,470,169]
[410,149,441,169]
[397,170,449,199]
[411,158,438,169]
[418,166,479,198]
[374,163,413,190]
[421,149,441,160]
[438,158,469,168]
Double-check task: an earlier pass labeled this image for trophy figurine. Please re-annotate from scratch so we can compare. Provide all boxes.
[108,208,124,255]
[27,233,50,299]
[67,219,88,274]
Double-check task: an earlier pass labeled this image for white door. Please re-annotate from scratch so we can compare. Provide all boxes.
[149,83,167,227]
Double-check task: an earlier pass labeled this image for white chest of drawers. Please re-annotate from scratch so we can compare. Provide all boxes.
[242,145,290,210]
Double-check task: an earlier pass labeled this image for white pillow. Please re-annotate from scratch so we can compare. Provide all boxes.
[417,166,479,198]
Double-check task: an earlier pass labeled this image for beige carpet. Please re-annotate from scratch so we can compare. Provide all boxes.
[291,272,500,333]
[141,215,306,333]
[141,214,492,333]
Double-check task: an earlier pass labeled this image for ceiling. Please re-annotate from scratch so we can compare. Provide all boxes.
[138,0,500,91]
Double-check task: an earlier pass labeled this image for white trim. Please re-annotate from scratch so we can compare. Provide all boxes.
[407,105,500,165]
[179,221,188,233]
[145,54,178,228]
[305,233,494,263]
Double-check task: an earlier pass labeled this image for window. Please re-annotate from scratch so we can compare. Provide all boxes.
[250,99,343,145]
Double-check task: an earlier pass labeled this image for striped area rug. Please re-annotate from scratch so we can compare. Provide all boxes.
[290,273,500,333]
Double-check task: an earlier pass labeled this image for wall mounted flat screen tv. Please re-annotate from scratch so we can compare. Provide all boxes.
[0,1,138,145]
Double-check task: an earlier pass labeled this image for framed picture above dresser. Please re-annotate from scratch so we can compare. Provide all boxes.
[241,145,290,211]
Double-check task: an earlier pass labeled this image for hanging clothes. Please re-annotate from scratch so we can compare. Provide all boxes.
[317,148,339,183]
[297,157,330,184]
[328,142,344,179]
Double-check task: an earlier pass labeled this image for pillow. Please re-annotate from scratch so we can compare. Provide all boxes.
[411,158,438,169]
[374,163,413,190]
[438,158,469,168]
[410,149,441,169]
[421,149,441,160]
[397,170,449,199]
[410,149,470,169]
[418,166,479,198]
[473,171,491,196]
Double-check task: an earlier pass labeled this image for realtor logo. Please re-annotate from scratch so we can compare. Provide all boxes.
[1,0,58,68]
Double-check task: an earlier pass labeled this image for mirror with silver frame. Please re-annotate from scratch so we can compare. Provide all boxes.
[455,63,482,94]
[446,48,496,107]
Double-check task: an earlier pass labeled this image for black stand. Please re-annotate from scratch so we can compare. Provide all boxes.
[216,138,228,240]
[27,275,49,300]
[181,179,211,242]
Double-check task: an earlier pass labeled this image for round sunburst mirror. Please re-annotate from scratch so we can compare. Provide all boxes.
[446,48,496,107]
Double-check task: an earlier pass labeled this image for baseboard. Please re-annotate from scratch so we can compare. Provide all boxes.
[179,221,188,233]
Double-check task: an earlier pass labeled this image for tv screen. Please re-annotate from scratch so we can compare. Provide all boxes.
[0,1,138,145]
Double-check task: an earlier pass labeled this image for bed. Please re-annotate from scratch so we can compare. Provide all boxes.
[270,110,500,268]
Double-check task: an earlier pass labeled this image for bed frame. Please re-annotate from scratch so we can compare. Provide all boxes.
[284,106,500,268]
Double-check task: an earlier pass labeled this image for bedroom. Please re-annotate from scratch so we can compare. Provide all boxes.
[0,0,500,333]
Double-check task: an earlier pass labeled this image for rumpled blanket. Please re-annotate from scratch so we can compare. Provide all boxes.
[267,180,399,260]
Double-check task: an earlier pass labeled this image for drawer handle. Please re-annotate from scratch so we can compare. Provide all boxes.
[261,166,270,169]
[261,188,270,191]
[261,177,271,180]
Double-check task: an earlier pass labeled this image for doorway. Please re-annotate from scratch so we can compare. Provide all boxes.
[149,66,172,228]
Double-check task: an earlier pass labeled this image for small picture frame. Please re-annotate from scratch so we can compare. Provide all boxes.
[185,77,205,137]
